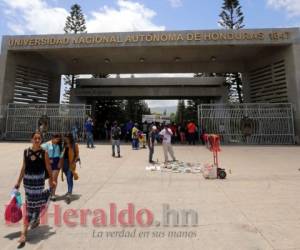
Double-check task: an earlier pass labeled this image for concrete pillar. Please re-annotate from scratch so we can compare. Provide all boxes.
[0,52,17,105]
[0,52,8,106]
[286,44,300,143]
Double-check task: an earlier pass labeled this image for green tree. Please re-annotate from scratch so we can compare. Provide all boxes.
[125,100,151,122]
[94,99,126,122]
[175,100,186,124]
[93,99,126,139]
[185,99,204,123]
[170,113,176,123]
[219,0,244,29]
[219,0,245,103]
[64,4,87,34]
[183,98,212,123]
[62,4,87,103]
[62,75,78,104]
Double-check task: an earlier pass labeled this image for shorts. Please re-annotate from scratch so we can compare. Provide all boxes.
[50,158,60,171]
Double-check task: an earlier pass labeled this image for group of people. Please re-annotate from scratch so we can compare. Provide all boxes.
[155,120,201,145]
[95,120,204,145]
[84,118,199,164]
[12,118,197,246]
[109,121,177,164]
[14,132,80,245]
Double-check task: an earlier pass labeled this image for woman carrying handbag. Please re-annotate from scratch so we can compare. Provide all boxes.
[14,131,55,246]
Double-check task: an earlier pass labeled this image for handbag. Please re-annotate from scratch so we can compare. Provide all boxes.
[5,196,22,223]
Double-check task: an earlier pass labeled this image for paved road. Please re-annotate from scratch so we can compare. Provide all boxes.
[0,143,299,250]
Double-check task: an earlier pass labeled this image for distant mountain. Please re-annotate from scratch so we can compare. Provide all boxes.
[150,106,177,115]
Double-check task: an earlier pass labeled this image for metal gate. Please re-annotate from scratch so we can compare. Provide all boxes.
[0,105,7,139]
[5,104,91,140]
[198,103,295,145]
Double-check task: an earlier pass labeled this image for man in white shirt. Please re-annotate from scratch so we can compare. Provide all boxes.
[159,124,176,163]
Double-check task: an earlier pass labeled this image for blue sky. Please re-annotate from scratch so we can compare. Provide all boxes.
[0,0,299,107]
[0,0,300,37]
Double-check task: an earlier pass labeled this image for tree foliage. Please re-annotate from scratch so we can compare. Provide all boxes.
[224,73,243,103]
[176,98,213,124]
[125,100,151,122]
[175,100,186,124]
[219,0,245,103]
[62,4,87,103]
[93,99,151,123]
[218,0,245,30]
[64,4,87,34]
[61,75,79,104]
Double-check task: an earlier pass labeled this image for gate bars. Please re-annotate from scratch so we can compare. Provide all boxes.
[0,105,7,139]
[3,103,91,141]
[0,103,296,144]
[198,103,295,145]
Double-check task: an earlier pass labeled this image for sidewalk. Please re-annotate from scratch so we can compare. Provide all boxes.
[0,143,299,250]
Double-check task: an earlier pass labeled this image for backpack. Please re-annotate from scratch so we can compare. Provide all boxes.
[112,127,121,140]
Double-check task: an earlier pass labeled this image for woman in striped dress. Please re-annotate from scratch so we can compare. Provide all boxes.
[15,131,55,245]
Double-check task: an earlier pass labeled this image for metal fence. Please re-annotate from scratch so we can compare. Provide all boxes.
[198,103,295,145]
[0,105,7,139]
[4,103,91,141]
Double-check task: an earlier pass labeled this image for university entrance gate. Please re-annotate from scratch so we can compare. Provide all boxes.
[0,102,295,143]
[1,28,300,143]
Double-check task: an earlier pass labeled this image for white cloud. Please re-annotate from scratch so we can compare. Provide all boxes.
[168,0,183,8]
[0,0,164,35]
[0,0,68,34]
[0,0,167,104]
[87,0,165,32]
[267,0,300,17]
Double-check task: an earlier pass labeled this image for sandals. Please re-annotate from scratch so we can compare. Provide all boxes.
[18,234,26,247]
[30,219,40,230]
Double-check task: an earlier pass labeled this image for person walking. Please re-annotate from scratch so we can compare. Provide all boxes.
[71,123,78,142]
[142,121,149,140]
[131,123,139,150]
[159,124,176,163]
[62,133,79,204]
[170,122,178,143]
[84,118,94,148]
[14,131,55,246]
[125,120,133,142]
[187,120,197,145]
[41,134,63,201]
[179,123,186,144]
[111,121,121,157]
[148,125,157,164]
